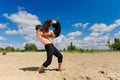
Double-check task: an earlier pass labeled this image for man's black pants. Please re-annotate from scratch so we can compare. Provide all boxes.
[43,44,63,67]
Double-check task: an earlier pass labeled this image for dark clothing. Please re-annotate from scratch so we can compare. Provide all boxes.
[43,44,63,67]
[52,21,61,37]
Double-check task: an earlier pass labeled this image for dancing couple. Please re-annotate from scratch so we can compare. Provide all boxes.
[35,20,63,73]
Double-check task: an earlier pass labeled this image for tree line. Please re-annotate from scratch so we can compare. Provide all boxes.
[66,38,120,51]
[0,38,120,52]
[0,43,40,52]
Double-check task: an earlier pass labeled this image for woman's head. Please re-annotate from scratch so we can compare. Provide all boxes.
[35,20,52,33]
[43,20,52,27]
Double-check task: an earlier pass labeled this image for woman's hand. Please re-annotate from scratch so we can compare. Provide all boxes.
[51,20,57,25]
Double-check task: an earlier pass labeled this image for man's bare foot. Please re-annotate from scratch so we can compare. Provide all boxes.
[37,65,45,73]
[37,68,41,73]
[37,68,45,73]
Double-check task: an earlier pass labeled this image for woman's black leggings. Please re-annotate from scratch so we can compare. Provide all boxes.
[43,44,63,67]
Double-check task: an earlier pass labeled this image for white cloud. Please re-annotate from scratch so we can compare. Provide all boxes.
[72,22,89,28]
[115,19,120,25]
[82,22,117,49]
[3,10,41,42]
[0,36,6,40]
[24,34,36,42]
[2,10,120,50]
[82,19,120,49]
[114,31,120,38]
[52,35,82,50]
[67,31,82,37]
[5,30,18,35]
[83,35,109,49]
[0,42,24,49]
[90,32,99,37]
[52,33,109,50]
[17,6,25,11]
[3,11,40,26]
[53,35,69,50]
[90,23,117,34]
[84,20,120,49]
[0,24,7,29]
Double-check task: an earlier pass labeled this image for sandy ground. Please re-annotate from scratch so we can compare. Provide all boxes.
[0,52,120,80]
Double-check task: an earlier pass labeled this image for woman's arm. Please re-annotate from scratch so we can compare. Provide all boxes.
[51,20,61,37]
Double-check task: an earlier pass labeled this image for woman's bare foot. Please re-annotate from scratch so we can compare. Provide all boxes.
[58,63,62,71]
[58,68,63,71]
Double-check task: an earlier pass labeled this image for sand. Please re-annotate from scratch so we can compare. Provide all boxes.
[0,52,120,80]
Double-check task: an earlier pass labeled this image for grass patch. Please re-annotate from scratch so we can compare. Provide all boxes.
[62,50,120,53]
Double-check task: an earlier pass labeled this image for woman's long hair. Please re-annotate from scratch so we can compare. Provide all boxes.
[42,20,52,33]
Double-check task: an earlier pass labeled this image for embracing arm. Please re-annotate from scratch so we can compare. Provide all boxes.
[36,29,54,45]
[51,20,61,37]
[41,20,61,38]
[36,30,42,41]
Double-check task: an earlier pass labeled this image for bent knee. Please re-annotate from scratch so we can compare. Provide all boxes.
[43,60,52,67]
[58,54,63,63]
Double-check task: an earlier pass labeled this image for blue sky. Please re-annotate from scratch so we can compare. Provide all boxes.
[0,0,120,50]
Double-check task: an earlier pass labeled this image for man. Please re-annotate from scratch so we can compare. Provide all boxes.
[36,20,63,73]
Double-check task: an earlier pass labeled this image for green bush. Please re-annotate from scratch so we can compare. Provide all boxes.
[24,43,38,51]
[2,52,7,55]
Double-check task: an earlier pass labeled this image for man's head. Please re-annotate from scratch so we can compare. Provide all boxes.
[35,24,49,33]
[35,25,42,31]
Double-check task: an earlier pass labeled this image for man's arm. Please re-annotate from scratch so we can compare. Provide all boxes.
[36,29,54,45]
[36,30,42,41]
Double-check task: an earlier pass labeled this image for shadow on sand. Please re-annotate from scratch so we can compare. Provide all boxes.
[19,67,39,71]
[19,67,58,73]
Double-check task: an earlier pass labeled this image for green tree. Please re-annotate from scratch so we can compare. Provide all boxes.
[107,38,110,47]
[16,48,23,52]
[111,38,120,50]
[67,42,76,51]
[24,43,38,51]
[5,46,15,52]
[0,47,4,52]
[107,38,120,50]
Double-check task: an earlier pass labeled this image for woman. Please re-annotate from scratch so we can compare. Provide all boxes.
[36,20,63,73]
[41,19,61,38]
